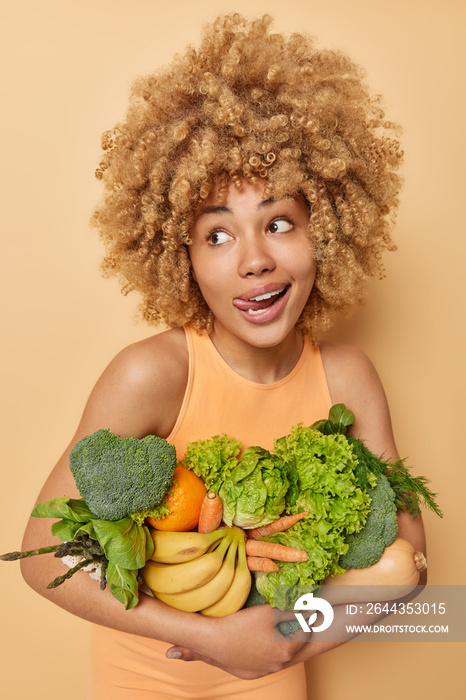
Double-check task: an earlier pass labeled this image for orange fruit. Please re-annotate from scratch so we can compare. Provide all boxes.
[148,466,207,531]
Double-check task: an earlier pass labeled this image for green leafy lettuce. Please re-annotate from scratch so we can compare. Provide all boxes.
[312,403,443,517]
[219,446,290,528]
[182,434,241,493]
[255,426,371,608]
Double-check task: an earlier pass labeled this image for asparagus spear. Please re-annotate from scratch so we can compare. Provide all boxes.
[0,544,60,560]
[1,536,108,588]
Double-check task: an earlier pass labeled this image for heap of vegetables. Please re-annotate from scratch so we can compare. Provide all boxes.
[184,405,441,609]
[1,405,442,615]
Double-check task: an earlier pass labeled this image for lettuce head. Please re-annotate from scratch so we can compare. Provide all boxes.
[219,446,290,528]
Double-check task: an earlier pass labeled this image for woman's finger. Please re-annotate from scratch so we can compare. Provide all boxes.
[165,646,263,679]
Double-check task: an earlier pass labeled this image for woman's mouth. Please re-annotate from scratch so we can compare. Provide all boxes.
[232,285,290,323]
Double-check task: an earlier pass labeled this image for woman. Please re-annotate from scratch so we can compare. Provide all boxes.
[21,13,425,699]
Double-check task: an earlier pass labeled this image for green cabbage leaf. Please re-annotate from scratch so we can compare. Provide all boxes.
[219,446,290,528]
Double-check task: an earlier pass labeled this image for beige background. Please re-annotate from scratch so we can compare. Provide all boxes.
[1,0,464,698]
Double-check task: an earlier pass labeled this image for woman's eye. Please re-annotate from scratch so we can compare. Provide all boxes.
[207,230,232,245]
[268,218,293,233]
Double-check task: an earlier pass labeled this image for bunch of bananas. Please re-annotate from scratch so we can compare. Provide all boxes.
[141,526,251,616]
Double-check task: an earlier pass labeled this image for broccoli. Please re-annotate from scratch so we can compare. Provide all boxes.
[338,472,398,569]
[69,429,176,521]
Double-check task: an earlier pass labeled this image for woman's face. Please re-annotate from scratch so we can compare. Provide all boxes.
[188,179,316,350]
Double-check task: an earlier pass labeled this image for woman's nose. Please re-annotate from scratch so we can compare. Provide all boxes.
[238,236,276,277]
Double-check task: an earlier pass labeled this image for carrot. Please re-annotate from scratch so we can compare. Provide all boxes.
[245,539,308,562]
[197,492,223,533]
[246,556,279,573]
[246,512,310,539]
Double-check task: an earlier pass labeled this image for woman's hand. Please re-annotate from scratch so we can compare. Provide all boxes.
[165,603,310,679]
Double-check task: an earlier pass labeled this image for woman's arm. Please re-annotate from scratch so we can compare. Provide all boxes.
[20,330,212,643]
[321,341,426,560]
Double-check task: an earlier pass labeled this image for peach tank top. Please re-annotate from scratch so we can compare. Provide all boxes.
[88,325,332,700]
[168,324,333,457]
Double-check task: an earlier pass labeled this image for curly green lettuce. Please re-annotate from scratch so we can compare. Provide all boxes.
[182,434,241,493]
[256,426,371,608]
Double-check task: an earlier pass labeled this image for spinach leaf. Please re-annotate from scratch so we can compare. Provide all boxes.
[51,519,86,542]
[311,404,355,436]
[106,562,140,609]
[328,404,355,430]
[31,494,154,609]
[32,497,95,522]
[143,524,156,561]
[92,518,153,570]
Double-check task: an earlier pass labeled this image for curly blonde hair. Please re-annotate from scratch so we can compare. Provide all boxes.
[92,13,403,340]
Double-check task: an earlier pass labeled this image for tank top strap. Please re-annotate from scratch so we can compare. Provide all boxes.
[167,324,332,458]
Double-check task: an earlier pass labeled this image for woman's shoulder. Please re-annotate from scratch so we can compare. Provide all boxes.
[319,340,381,393]
[108,326,188,381]
[82,327,189,439]
[319,340,397,457]
[114,326,188,371]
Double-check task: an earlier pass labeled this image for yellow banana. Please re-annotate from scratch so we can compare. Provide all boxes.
[200,529,251,617]
[149,528,227,564]
[142,530,233,594]
[154,534,239,612]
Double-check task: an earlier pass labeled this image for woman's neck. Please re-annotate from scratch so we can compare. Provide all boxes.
[208,323,304,384]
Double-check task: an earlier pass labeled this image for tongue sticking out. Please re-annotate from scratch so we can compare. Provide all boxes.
[233,287,288,313]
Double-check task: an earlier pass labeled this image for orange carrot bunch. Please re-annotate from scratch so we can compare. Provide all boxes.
[244,511,310,572]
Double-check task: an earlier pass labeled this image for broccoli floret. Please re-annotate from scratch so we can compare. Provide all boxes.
[128,500,172,527]
[338,472,398,569]
[69,429,176,521]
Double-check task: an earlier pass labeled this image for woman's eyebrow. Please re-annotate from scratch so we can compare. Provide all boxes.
[195,205,231,221]
[258,197,276,209]
[195,197,284,221]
